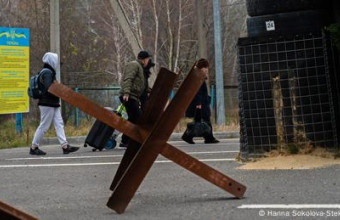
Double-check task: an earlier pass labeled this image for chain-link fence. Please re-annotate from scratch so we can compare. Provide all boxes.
[238,31,339,159]
[62,87,121,127]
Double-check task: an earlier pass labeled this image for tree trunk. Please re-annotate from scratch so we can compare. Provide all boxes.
[166,0,173,70]
[150,0,159,86]
[108,0,142,56]
[174,0,182,72]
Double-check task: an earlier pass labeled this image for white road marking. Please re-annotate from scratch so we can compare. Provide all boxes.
[238,204,340,209]
[6,151,238,161]
[189,150,239,155]
[6,155,123,160]
[0,158,235,168]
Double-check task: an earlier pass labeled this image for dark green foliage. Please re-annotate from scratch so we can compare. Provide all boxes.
[287,144,299,155]
[326,23,340,50]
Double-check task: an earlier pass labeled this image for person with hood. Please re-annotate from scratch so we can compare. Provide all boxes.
[30,52,79,155]
[118,50,151,149]
[182,58,219,144]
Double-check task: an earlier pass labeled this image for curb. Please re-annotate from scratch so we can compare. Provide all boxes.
[41,132,240,146]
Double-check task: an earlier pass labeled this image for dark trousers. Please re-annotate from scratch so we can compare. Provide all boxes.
[185,108,215,141]
[120,96,142,144]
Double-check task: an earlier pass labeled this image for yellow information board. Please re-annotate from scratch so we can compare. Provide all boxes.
[0,27,30,114]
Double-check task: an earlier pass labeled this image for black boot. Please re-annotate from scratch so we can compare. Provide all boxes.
[204,138,220,144]
[182,131,195,144]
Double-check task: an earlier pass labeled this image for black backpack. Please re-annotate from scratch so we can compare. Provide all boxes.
[27,68,48,99]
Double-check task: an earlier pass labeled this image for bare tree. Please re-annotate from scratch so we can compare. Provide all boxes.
[221,0,247,86]
[0,0,11,25]
[98,4,133,83]
[165,0,174,70]
[119,0,143,49]
[0,0,248,124]
[151,0,159,68]
[173,0,182,71]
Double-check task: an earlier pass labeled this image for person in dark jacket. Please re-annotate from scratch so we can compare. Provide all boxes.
[118,50,152,149]
[140,58,155,111]
[30,52,79,155]
[182,58,219,144]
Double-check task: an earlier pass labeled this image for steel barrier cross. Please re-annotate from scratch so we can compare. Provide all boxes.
[0,200,38,220]
[48,66,247,214]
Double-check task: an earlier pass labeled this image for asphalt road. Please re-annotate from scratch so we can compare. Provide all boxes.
[0,138,340,220]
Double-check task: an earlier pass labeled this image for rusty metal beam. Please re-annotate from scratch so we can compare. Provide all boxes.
[109,68,178,190]
[161,145,246,198]
[48,66,247,214]
[48,82,147,142]
[107,67,205,213]
[0,200,38,220]
[49,82,245,198]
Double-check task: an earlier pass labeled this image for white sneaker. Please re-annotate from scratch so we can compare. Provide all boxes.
[116,143,128,150]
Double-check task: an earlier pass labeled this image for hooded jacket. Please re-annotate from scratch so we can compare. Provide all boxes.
[38,52,60,107]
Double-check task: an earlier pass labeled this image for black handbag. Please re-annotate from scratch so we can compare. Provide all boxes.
[186,109,212,137]
[186,121,212,137]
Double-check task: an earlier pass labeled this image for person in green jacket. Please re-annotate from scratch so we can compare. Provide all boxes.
[118,51,151,149]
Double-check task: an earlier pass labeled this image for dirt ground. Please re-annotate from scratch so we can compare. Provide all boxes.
[238,147,340,170]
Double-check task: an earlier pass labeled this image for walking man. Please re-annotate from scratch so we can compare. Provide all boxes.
[118,51,151,149]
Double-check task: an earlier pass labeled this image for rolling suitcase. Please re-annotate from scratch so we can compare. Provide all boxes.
[84,105,127,151]
[84,107,115,151]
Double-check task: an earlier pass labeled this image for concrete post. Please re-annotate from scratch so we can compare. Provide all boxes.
[50,0,61,82]
[213,0,225,125]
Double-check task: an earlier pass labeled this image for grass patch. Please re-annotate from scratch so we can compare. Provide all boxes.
[0,119,34,149]
[0,118,95,149]
[45,118,95,137]
[0,116,239,150]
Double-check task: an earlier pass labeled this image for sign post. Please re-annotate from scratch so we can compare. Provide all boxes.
[16,113,23,133]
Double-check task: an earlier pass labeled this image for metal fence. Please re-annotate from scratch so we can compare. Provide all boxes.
[63,87,121,127]
[238,31,339,159]
[62,85,241,127]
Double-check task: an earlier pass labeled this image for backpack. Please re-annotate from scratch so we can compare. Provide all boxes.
[27,68,48,99]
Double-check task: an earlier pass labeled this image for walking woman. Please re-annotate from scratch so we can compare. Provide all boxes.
[182,58,219,144]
